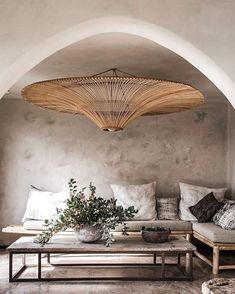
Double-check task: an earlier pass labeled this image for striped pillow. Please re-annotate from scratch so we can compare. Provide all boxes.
[213,201,235,230]
[157,198,179,220]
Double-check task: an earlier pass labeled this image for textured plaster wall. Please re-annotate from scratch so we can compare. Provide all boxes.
[0,99,228,245]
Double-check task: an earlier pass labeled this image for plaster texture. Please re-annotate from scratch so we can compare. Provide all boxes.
[0,99,228,245]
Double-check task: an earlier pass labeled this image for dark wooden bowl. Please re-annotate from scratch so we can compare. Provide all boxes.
[141,229,170,243]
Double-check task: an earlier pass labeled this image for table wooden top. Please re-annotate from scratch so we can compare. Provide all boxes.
[7,234,196,253]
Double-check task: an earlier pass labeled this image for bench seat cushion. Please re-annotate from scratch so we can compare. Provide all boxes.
[23,220,46,230]
[115,220,192,232]
[193,222,235,243]
[23,219,192,232]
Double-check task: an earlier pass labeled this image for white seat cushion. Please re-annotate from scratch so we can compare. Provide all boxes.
[23,220,46,230]
[114,220,192,232]
[193,222,235,243]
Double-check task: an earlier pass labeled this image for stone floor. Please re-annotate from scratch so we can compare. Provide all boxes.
[0,249,234,294]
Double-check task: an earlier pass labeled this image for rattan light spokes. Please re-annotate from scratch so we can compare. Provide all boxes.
[22,69,204,131]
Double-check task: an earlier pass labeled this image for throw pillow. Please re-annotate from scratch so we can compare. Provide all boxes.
[213,200,235,230]
[179,182,226,221]
[21,185,69,222]
[110,182,157,220]
[157,198,179,220]
[189,192,223,222]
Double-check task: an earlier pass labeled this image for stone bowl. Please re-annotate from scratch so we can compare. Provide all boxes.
[141,229,170,243]
[74,225,103,243]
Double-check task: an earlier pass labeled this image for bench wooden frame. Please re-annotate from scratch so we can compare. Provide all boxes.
[193,231,235,275]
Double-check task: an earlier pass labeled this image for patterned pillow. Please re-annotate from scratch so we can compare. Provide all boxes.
[189,192,223,223]
[213,201,233,223]
[213,201,235,230]
[157,198,179,220]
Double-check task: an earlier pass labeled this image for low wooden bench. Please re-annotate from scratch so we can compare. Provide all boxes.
[193,226,235,275]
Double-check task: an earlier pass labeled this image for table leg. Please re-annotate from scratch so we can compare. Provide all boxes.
[185,251,193,278]
[9,252,13,282]
[22,254,26,265]
[38,253,41,280]
[161,253,165,279]
[153,253,156,264]
[47,253,51,264]
[177,253,181,265]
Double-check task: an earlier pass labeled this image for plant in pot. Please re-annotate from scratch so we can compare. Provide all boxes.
[141,226,171,243]
[34,179,138,247]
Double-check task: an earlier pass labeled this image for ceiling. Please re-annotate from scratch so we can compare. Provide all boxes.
[4,33,227,105]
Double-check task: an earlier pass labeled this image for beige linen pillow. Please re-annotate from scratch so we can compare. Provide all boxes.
[179,182,226,221]
[111,182,157,220]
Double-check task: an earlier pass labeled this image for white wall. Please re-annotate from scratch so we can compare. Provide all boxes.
[0,99,228,245]
[0,1,235,105]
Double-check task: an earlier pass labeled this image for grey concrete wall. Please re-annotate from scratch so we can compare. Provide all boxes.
[0,99,228,245]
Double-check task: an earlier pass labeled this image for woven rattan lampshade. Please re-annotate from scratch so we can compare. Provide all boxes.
[22,69,204,131]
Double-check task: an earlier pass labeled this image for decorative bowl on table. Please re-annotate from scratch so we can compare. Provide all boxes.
[141,226,170,243]
[74,225,103,243]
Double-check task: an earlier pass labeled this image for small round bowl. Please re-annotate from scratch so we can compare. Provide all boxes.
[141,229,170,243]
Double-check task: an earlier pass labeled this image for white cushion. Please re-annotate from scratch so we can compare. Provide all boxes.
[21,186,69,222]
[111,182,157,220]
[23,219,45,230]
[179,182,226,221]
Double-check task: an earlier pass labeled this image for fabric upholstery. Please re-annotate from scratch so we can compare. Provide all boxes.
[23,220,46,230]
[114,220,192,232]
[193,222,235,243]
[157,198,179,220]
[23,219,192,232]
[189,192,223,222]
[111,182,157,220]
[213,200,235,225]
[213,202,235,230]
[179,182,226,221]
[22,186,69,222]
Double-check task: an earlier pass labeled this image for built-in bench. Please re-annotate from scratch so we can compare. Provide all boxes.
[192,222,235,275]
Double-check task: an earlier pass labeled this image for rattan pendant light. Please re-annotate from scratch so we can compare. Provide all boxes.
[22,69,204,131]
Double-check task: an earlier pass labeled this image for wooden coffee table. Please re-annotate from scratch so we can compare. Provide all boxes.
[7,233,195,282]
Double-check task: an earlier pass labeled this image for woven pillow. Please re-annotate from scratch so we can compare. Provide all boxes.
[189,192,223,223]
[179,182,226,221]
[157,198,179,220]
[111,182,157,220]
[213,201,235,230]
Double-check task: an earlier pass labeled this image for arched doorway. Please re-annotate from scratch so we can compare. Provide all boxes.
[0,16,235,108]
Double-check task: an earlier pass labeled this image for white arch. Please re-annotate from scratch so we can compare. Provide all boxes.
[1,16,235,108]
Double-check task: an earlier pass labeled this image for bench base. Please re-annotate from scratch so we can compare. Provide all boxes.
[193,231,235,275]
